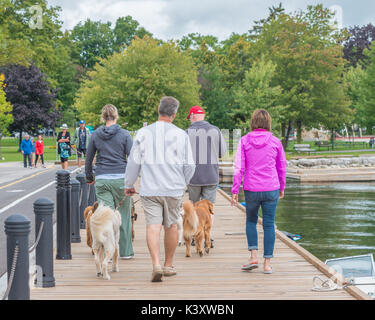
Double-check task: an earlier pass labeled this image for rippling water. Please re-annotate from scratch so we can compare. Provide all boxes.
[221,180,375,262]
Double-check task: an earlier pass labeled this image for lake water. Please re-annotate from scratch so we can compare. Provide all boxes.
[221,180,375,262]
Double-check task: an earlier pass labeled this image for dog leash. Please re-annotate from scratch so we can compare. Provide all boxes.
[115,192,140,211]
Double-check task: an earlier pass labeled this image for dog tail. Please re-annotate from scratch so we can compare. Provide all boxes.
[183,201,199,232]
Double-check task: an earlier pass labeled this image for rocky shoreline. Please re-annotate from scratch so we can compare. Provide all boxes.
[287,157,375,169]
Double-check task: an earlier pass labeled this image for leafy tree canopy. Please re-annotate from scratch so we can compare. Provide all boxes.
[75,36,201,130]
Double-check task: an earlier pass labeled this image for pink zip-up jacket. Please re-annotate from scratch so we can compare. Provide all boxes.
[232,129,287,194]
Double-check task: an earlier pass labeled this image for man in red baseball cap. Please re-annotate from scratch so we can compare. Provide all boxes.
[186,105,227,249]
[187,105,205,120]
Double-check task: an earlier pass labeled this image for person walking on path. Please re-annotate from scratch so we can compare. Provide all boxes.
[30,136,36,166]
[20,134,33,169]
[85,104,134,259]
[34,135,46,168]
[186,105,227,247]
[231,109,286,274]
[72,120,91,172]
[124,96,196,282]
[57,124,71,170]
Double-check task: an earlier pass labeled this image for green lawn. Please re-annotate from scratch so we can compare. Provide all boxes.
[285,140,372,152]
[0,136,78,163]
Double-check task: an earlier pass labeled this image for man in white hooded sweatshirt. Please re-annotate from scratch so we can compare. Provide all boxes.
[124,96,195,282]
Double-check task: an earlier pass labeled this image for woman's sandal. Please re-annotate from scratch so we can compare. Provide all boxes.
[264,267,273,274]
[241,262,258,271]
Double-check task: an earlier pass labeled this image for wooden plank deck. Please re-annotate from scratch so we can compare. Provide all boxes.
[30,189,366,300]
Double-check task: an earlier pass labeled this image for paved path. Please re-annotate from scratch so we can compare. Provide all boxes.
[30,189,365,300]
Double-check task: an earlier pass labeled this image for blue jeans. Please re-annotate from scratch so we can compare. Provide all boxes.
[244,190,279,258]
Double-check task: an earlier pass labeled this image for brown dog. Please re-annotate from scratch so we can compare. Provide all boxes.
[183,199,214,257]
[84,202,99,254]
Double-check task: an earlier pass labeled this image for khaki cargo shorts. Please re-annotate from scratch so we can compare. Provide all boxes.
[141,196,183,228]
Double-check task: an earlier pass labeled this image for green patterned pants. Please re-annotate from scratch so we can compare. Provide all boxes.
[95,179,134,257]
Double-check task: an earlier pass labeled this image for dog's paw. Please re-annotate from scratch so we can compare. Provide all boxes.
[205,247,210,254]
[104,274,111,280]
[112,266,119,272]
[97,272,103,278]
[185,254,191,257]
[199,251,203,257]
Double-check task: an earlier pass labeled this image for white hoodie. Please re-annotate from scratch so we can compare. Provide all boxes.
[124,121,196,197]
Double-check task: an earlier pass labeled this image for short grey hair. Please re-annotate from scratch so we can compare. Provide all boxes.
[158,96,179,118]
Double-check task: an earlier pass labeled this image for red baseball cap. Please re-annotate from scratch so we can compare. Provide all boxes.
[187,106,205,119]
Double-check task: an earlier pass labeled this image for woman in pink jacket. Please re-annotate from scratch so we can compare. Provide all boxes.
[231,109,286,274]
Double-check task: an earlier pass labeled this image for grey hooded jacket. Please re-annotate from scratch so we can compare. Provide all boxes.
[186,120,227,186]
[85,124,133,182]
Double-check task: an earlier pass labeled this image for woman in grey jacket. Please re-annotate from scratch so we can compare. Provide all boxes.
[85,104,134,259]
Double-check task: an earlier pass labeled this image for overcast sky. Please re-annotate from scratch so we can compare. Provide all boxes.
[48,0,375,41]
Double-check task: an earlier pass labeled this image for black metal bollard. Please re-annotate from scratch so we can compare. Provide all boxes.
[33,198,55,288]
[70,179,81,243]
[76,173,88,229]
[56,170,72,260]
[4,214,31,300]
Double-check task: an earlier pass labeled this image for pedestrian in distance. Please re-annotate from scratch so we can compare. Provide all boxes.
[57,124,71,170]
[231,109,287,274]
[34,135,46,168]
[30,136,36,166]
[72,120,91,172]
[369,137,375,149]
[125,96,196,282]
[85,104,134,260]
[20,134,33,169]
[186,105,227,248]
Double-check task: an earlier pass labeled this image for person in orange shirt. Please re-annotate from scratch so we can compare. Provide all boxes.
[35,135,46,168]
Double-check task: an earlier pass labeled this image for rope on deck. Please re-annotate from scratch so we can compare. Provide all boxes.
[311,276,339,291]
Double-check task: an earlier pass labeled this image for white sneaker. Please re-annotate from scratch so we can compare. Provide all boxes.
[120,255,134,260]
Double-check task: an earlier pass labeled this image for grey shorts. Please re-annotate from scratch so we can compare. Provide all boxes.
[141,196,183,228]
[188,184,217,204]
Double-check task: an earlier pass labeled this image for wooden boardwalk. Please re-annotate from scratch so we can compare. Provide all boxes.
[31,189,369,300]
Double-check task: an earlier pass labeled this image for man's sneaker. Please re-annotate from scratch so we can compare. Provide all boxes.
[151,265,163,282]
[163,266,177,277]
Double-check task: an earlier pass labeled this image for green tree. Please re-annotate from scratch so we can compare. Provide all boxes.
[70,19,115,69]
[113,16,152,51]
[252,4,352,146]
[75,36,201,130]
[234,56,284,133]
[199,62,235,130]
[0,25,31,66]
[357,42,375,133]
